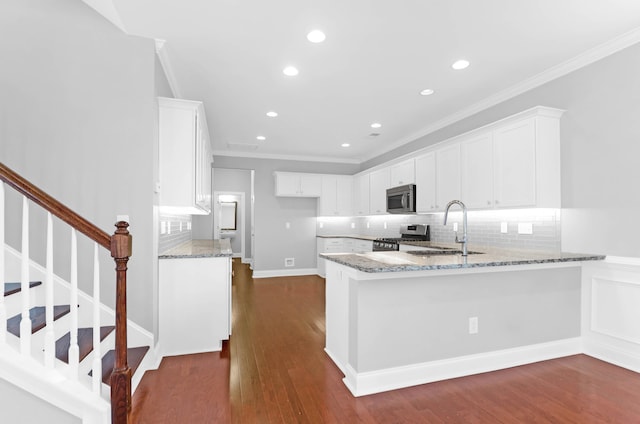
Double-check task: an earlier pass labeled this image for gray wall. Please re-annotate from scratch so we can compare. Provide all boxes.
[362,42,640,257]
[1,0,158,331]
[212,157,358,272]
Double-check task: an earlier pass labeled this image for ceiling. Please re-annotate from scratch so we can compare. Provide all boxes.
[104,0,640,163]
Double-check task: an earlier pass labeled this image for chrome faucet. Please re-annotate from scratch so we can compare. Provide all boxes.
[443,200,468,256]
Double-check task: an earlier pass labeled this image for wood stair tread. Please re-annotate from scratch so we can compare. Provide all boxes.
[91,346,150,385]
[4,281,42,297]
[56,326,115,363]
[6,305,72,337]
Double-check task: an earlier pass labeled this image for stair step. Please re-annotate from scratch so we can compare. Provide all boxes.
[56,326,115,363]
[4,281,42,297]
[6,305,72,337]
[91,346,150,385]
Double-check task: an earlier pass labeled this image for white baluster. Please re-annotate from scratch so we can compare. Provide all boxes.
[44,212,55,369]
[20,197,31,355]
[0,183,5,345]
[68,229,79,380]
[91,243,102,394]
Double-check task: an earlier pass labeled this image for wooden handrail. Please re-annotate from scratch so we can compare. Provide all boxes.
[0,161,132,424]
[0,162,111,249]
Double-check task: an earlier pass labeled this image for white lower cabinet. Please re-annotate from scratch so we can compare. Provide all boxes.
[317,237,372,276]
[159,256,231,356]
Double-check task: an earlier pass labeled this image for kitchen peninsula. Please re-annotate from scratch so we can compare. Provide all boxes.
[159,239,233,356]
[321,245,604,396]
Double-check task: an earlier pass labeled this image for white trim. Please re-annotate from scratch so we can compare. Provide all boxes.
[359,27,640,163]
[583,339,640,375]
[252,268,319,278]
[82,0,126,33]
[155,39,182,98]
[343,338,582,397]
[212,149,360,165]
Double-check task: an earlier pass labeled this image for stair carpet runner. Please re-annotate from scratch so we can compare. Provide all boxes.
[4,281,149,385]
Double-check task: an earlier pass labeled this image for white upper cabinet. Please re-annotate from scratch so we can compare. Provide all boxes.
[461,132,494,209]
[159,97,212,215]
[389,159,415,187]
[415,152,436,213]
[369,167,391,214]
[353,173,370,216]
[435,144,461,210]
[493,118,537,208]
[274,172,322,197]
[319,175,353,216]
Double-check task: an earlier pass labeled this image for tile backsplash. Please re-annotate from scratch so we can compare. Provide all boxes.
[316,209,561,251]
[159,213,193,254]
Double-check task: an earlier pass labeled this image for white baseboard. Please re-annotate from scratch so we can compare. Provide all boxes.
[342,338,582,397]
[252,268,319,278]
[583,338,640,374]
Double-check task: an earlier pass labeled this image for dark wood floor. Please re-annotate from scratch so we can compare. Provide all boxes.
[132,259,640,423]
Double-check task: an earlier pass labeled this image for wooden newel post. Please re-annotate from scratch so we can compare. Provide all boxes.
[110,221,132,424]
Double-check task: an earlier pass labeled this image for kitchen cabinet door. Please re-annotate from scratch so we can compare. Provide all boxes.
[274,172,322,197]
[159,97,212,215]
[319,175,353,216]
[369,168,391,214]
[353,173,370,216]
[461,132,493,209]
[415,152,437,213]
[390,159,415,186]
[435,144,461,210]
[493,118,536,208]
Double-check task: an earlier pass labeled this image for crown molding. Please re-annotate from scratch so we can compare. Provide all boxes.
[82,0,127,32]
[212,149,360,165]
[155,39,182,98]
[360,26,640,163]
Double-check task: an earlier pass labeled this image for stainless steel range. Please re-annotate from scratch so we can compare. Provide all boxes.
[372,224,430,251]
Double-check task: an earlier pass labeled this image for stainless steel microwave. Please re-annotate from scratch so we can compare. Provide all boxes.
[386,184,416,214]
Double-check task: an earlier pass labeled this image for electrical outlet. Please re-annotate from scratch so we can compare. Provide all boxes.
[351,222,356,229]
[383,222,387,229]
[284,258,295,267]
[319,222,324,229]
[453,222,458,232]
[501,222,508,233]
[469,317,478,334]
[285,222,291,229]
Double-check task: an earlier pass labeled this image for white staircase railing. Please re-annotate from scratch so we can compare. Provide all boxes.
[0,162,135,424]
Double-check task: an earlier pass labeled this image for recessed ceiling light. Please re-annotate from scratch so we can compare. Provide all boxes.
[307,30,326,43]
[452,59,470,70]
[266,111,278,118]
[420,88,435,96]
[341,143,350,147]
[371,123,382,129]
[283,66,299,76]
[256,136,266,141]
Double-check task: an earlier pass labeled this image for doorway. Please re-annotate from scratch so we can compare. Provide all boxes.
[214,191,245,259]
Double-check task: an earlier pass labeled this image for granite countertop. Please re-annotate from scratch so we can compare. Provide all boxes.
[159,239,233,259]
[320,244,605,273]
